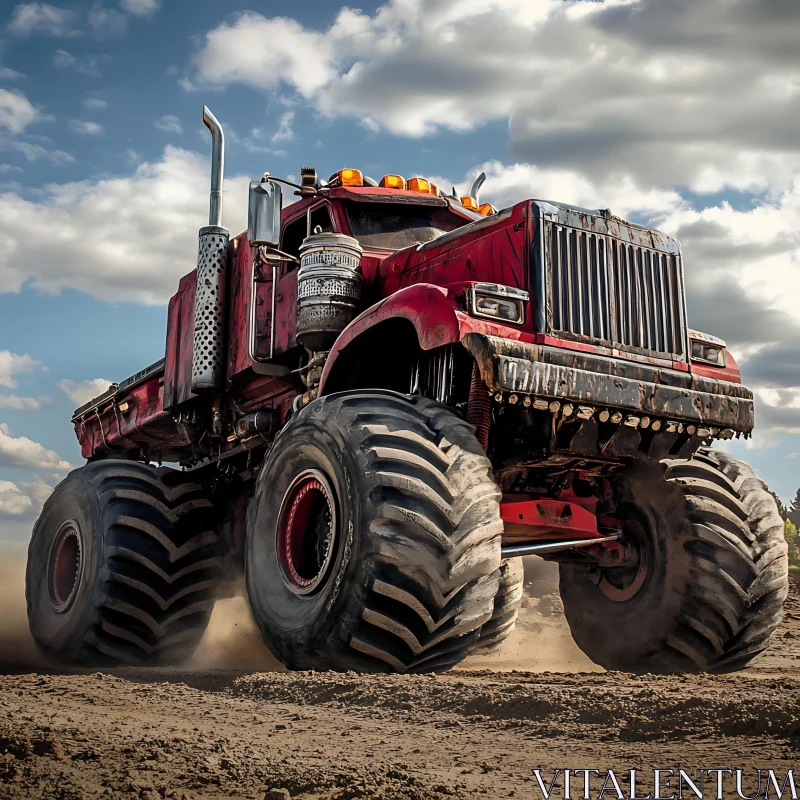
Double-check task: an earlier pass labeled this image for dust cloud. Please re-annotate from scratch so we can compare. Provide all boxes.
[0,554,47,667]
[193,557,599,674]
[0,547,595,673]
[191,593,284,671]
[461,557,599,672]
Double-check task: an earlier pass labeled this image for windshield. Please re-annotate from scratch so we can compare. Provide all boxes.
[345,202,468,250]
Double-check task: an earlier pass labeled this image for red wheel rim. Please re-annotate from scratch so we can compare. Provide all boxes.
[598,518,649,602]
[277,470,337,595]
[48,521,83,613]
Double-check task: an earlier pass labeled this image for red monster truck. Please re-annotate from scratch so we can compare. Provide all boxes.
[26,107,787,674]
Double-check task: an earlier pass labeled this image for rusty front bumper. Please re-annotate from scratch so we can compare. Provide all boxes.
[462,333,754,433]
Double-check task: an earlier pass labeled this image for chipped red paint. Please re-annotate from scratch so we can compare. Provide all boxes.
[534,333,691,372]
[226,233,253,383]
[74,375,184,460]
[376,203,527,299]
[163,270,198,411]
[691,348,742,384]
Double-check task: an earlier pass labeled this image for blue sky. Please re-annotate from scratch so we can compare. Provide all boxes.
[0,0,799,540]
[2,0,511,202]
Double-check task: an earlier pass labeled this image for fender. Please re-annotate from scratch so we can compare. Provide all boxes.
[317,282,532,396]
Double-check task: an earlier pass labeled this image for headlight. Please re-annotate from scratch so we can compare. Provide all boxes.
[470,283,528,325]
[691,341,724,365]
[688,329,726,366]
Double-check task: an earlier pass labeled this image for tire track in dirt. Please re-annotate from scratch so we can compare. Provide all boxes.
[2,663,800,800]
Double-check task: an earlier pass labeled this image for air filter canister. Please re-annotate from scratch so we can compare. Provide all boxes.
[297,232,363,351]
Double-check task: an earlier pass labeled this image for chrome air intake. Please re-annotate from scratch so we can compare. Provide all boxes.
[297,232,363,351]
[192,106,230,393]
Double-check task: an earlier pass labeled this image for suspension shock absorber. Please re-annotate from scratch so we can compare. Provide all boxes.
[466,361,491,451]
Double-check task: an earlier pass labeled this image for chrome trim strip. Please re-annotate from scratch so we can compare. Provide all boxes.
[688,328,727,348]
[472,282,529,301]
[501,534,620,558]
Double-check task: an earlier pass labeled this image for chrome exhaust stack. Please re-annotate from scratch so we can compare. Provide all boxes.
[191,105,230,394]
[203,105,225,228]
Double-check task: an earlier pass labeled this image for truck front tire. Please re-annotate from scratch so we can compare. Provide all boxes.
[26,461,221,666]
[476,557,524,651]
[558,449,788,673]
[245,390,503,673]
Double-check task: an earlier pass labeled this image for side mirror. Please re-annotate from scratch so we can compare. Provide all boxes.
[248,179,282,246]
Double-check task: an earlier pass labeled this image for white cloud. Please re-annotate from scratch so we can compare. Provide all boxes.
[271,111,294,143]
[154,114,182,134]
[120,0,159,17]
[68,119,103,136]
[52,49,75,68]
[190,0,800,194]
[655,183,800,337]
[226,125,287,158]
[0,89,40,134]
[58,378,112,407]
[7,3,80,37]
[21,478,54,512]
[88,6,127,36]
[84,96,107,110]
[0,477,54,518]
[437,160,686,220]
[0,136,73,164]
[0,395,49,411]
[54,50,108,77]
[194,13,337,96]
[0,146,249,304]
[0,423,71,471]
[0,67,26,80]
[0,351,38,389]
[0,480,33,516]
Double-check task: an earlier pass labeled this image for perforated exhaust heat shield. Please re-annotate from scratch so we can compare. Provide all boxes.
[191,225,229,393]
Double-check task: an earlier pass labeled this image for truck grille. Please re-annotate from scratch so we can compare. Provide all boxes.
[547,223,685,357]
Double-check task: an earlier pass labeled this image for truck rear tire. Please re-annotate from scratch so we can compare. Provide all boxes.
[26,460,221,666]
[476,557,524,651]
[245,390,502,673]
[559,449,788,673]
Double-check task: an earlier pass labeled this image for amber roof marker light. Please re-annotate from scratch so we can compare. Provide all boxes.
[328,168,364,187]
[408,177,431,193]
[380,174,407,189]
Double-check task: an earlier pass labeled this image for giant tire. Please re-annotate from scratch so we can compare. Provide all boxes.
[559,449,788,673]
[246,390,503,673]
[26,460,222,666]
[476,558,524,651]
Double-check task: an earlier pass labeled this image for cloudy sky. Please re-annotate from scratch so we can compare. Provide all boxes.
[0,0,798,541]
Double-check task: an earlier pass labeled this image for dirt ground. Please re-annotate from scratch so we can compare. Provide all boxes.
[2,555,800,800]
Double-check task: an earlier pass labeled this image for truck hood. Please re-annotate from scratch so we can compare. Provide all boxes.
[374,203,520,284]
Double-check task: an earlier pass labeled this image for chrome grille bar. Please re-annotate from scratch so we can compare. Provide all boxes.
[547,223,684,358]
